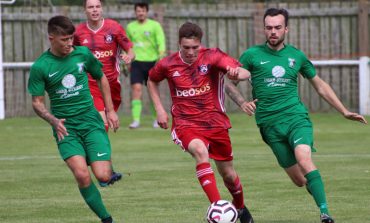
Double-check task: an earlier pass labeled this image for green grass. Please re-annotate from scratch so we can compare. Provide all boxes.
[0,113,369,223]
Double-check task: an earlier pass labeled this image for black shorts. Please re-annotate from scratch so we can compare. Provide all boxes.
[130,61,157,86]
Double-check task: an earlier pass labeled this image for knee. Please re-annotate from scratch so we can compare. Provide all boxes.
[292,178,306,187]
[74,169,91,187]
[95,171,111,183]
[191,147,209,163]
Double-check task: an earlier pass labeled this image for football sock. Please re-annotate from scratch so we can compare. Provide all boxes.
[131,100,142,122]
[305,170,329,215]
[224,175,245,209]
[196,162,221,203]
[79,182,111,220]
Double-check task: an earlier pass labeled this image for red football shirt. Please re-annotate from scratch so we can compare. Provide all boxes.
[74,18,133,82]
[149,48,241,129]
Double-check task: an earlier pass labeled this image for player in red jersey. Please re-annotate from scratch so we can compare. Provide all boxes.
[148,22,254,223]
[74,0,134,131]
[74,0,134,187]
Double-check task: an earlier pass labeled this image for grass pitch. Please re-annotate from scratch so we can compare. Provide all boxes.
[0,113,369,223]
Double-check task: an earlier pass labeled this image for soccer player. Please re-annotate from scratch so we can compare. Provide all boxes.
[147,22,254,223]
[225,8,368,223]
[28,15,119,223]
[126,2,166,129]
[74,0,134,130]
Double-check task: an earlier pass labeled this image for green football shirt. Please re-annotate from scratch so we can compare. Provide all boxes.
[126,19,166,62]
[28,46,103,118]
[239,43,316,127]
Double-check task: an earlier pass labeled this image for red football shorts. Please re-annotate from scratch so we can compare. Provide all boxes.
[171,127,233,161]
[89,78,121,112]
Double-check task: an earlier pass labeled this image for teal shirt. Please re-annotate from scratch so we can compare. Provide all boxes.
[239,43,316,127]
[126,19,166,62]
[28,46,103,118]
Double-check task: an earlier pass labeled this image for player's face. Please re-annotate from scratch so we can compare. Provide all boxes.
[135,6,148,22]
[179,38,201,64]
[49,34,74,57]
[264,14,288,49]
[84,0,103,22]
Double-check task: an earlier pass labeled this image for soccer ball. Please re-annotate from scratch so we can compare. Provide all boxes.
[206,200,238,223]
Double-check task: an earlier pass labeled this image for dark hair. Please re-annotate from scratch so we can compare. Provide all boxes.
[264,8,289,27]
[83,0,104,8]
[134,3,149,11]
[47,16,75,35]
[178,22,203,42]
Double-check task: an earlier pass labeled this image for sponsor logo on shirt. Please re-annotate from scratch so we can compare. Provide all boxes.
[264,66,291,87]
[94,50,113,59]
[175,83,211,97]
[104,34,113,43]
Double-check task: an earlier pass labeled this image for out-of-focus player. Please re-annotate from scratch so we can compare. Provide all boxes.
[147,22,254,223]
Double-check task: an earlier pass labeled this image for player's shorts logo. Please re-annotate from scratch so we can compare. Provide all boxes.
[62,74,76,89]
[104,34,113,43]
[272,66,285,78]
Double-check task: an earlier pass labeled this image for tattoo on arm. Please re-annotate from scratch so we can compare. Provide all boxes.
[32,96,57,126]
[225,81,246,107]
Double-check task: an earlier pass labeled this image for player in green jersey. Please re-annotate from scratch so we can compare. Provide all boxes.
[126,2,166,129]
[28,16,120,223]
[225,8,367,223]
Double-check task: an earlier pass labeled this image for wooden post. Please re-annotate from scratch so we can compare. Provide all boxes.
[358,0,369,57]
[252,2,265,45]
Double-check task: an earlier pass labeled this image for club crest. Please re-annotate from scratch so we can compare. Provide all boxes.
[104,34,113,43]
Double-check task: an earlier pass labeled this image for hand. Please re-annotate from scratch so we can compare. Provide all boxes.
[157,111,169,129]
[240,99,258,116]
[106,110,120,132]
[343,111,368,124]
[226,66,239,80]
[52,118,68,141]
[120,53,133,64]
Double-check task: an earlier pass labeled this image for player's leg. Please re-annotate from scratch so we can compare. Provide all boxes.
[65,156,112,222]
[172,128,221,202]
[129,61,143,128]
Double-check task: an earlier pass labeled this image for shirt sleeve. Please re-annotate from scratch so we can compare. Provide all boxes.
[149,59,166,82]
[84,48,104,80]
[239,50,253,71]
[212,48,241,72]
[115,22,133,52]
[299,52,316,79]
[28,65,45,96]
[155,22,166,57]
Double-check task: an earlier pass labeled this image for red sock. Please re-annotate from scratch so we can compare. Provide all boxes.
[224,175,245,209]
[196,162,221,203]
[104,124,109,132]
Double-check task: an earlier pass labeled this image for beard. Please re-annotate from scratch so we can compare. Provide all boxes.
[267,36,285,47]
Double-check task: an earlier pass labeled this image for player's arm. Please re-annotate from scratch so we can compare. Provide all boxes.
[309,75,367,124]
[225,80,257,116]
[226,66,251,80]
[31,96,68,141]
[147,78,169,129]
[120,47,135,64]
[96,74,120,131]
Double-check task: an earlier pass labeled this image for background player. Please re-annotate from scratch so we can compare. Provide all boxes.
[28,15,119,223]
[147,22,254,223]
[74,0,135,185]
[226,8,368,223]
[74,0,134,129]
[126,2,166,129]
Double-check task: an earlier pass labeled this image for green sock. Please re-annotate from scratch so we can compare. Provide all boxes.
[305,170,329,215]
[79,182,111,220]
[131,100,142,122]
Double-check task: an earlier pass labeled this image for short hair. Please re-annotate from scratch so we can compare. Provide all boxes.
[83,0,104,8]
[263,8,289,27]
[47,16,75,35]
[178,22,203,42]
[134,3,149,11]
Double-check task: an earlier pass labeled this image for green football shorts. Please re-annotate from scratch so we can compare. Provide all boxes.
[259,116,316,168]
[53,107,111,164]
